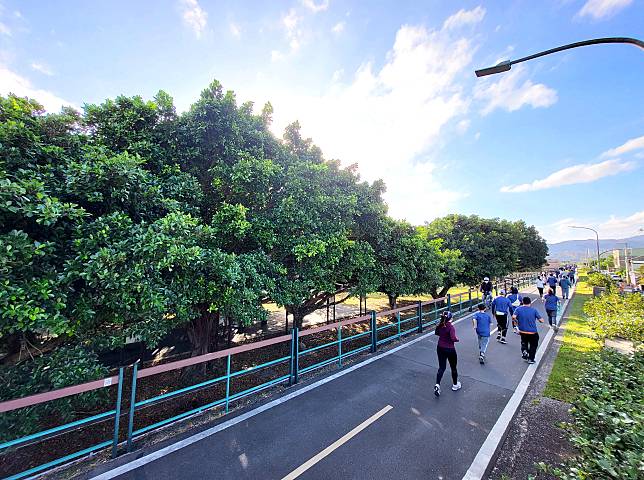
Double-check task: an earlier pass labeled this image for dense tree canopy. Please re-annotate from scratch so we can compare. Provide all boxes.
[0,81,547,393]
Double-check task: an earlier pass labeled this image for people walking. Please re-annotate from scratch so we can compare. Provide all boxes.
[491,289,512,343]
[434,311,461,396]
[480,276,494,308]
[559,275,571,299]
[546,273,557,294]
[536,276,545,298]
[512,296,544,364]
[507,287,522,335]
[543,288,560,330]
[473,304,492,364]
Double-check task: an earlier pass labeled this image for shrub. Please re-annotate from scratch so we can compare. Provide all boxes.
[0,346,109,442]
[583,291,644,344]
[542,350,644,479]
[586,272,614,288]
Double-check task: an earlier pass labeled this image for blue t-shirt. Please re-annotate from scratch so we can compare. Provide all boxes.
[544,294,559,311]
[547,276,557,287]
[492,296,512,315]
[514,305,542,333]
[474,312,492,336]
[559,278,570,288]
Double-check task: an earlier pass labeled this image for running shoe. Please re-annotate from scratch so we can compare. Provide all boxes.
[451,381,462,391]
[522,350,529,360]
[500,338,507,344]
[479,354,485,364]
[528,360,536,364]
[434,384,441,397]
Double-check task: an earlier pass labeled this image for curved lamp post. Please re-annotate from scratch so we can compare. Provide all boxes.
[570,226,600,268]
[475,37,644,77]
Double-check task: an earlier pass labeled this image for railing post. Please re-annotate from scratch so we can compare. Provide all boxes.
[417,301,423,333]
[370,311,377,353]
[447,293,451,311]
[397,311,401,338]
[225,354,232,413]
[468,289,473,311]
[433,300,438,321]
[292,327,299,384]
[112,367,124,458]
[126,360,139,453]
[337,324,343,368]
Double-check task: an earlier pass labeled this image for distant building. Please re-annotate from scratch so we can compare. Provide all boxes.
[612,248,644,269]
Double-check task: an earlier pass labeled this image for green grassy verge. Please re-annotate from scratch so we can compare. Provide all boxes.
[543,274,602,403]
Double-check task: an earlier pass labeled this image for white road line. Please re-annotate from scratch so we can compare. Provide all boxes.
[280,405,393,480]
[462,286,575,480]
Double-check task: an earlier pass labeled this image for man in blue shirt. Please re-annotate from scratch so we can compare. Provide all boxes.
[559,276,571,300]
[491,289,512,343]
[512,296,544,364]
[472,304,492,364]
[546,273,558,293]
[543,289,560,330]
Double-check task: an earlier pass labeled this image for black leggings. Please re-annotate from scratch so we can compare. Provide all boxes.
[495,313,508,338]
[436,346,458,385]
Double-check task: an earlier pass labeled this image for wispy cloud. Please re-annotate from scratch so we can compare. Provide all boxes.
[30,62,54,76]
[501,159,636,193]
[301,0,329,13]
[0,21,10,36]
[544,210,644,242]
[229,21,241,38]
[0,64,73,112]
[600,135,644,158]
[332,21,345,34]
[577,0,633,19]
[179,0,207,38]
[442,6,486,30]
[475,65,557,115]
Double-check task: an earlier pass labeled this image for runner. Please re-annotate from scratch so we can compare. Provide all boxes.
[480,277,494,308]
[535,275,545,298]
[434,311,461,396]
[546,273,557,294]
[507,287,522,335]
[512,296,544,364]
[491,289,512,343]
[472,304,492,364]
[543,288,560,331]
[559,275,571,300]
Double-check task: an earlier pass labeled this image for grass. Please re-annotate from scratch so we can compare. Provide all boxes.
[543,273,602,403]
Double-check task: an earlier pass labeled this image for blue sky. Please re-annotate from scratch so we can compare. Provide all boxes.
[1,0,643,243]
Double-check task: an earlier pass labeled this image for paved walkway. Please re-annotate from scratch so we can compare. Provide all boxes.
[86,287,564,480]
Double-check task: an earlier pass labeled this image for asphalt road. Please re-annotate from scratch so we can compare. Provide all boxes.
[88,288,553,480]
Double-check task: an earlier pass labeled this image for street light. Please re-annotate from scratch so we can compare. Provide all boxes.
[569,226,600,269]
[475,37,644,77]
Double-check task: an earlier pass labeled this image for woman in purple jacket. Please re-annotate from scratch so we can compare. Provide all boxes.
[434,311,461,397]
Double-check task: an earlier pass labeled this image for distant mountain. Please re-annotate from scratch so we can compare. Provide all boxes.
[547,234,644,261]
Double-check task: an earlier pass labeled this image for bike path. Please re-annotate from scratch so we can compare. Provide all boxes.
[87,289,553,480]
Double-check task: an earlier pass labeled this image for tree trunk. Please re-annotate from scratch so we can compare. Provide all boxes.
[438,286,450,298]
[387,294,397,310]
[187,307,217,357]
[293,310,305,330]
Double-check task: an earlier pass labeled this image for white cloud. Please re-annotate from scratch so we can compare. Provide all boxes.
[179,0,207,38]
[246,17,481,224]
[0,21,10,36]
[474,132,481,140]
[229,21,241,38]
[543,211,644,242]
[501,159,636,193]
[331,68,343,82]
[457,119,470,133]
[332,21,345,34]
[0,64,73,112]
[30,62,54,76]
[600,135,644,158]
[577,0,633,19]
[271,50,285,62]
[475,65,558,115]
[442,6,486,30]
[301,0,329,13]
[282,9,303,52]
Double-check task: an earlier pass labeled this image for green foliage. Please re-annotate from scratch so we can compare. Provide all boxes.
[587,272,614,288]
[0,346,109,441]
[583,291,644,344]
[542,350,644,479]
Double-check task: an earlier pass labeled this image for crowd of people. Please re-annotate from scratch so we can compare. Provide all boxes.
[433,268,577,397]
